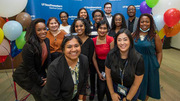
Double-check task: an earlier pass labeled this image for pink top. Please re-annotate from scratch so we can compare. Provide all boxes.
[92,35,114,60]
[41,43,48,66]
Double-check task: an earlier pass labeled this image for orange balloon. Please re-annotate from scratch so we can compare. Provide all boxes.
[0,17,6,29]
[164,23,180,37]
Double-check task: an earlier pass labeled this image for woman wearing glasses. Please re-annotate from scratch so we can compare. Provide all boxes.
[59,11,71,34]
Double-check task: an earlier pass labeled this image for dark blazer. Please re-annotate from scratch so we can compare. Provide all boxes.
[13,38,51,91]
[41,54,89,101]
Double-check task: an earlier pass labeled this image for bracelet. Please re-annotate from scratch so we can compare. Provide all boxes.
[126,97,131,101]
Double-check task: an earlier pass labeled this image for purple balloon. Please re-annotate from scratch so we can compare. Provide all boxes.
[140,1,152,14]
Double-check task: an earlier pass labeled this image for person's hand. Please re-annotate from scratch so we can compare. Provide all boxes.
[41,80,46,86]
[111,92,120,101]
[98,72,105,81]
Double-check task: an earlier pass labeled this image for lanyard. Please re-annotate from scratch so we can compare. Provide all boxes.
[120,60,128,86]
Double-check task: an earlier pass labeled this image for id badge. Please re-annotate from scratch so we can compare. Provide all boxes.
[117,84,127,96]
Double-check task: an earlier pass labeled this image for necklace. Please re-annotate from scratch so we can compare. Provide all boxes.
[140,34,146,41]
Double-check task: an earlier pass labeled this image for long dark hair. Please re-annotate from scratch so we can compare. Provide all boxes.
[25,18,46,55]
[110,28,139,77]
[133,14,156,42]
[111,13,127,31]
[70,18,92,36]
[77,8,92,25]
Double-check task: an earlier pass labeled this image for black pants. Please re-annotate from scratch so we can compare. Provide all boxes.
[96,58,111,101]
[89,64,96,94]
[28,84,43,101]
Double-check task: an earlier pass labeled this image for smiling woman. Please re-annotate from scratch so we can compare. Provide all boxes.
[13,18,51,101]
[46,17,67,61]
[41,35,89,101]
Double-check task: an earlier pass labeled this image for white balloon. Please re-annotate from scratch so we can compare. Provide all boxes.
[152,0,180,16]
[0,39,10,56]
[0,0,28,17]
[153,15,165,31]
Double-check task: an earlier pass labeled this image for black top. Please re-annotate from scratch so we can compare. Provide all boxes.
[41,54,89,101]
[13,38,51,90]
[92,24,97,31]
[108,30,117,38]
[81,37,94,65]
[128,18,135,33]
[105,50,144,88]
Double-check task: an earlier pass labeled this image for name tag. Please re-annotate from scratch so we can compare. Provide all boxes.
[117,84,127,96]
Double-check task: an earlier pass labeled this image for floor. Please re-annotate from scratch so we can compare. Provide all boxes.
[0,49,179,101]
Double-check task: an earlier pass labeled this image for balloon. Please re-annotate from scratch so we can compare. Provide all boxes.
[10,41,22,58]
[0,0,28,17]
[158,28,165,39]
[0,17,6,28]
[16,12,32,30]
[164,23,180,37]
[0,56,8,63]
[16,31,26,49]
[152,0,180,16]
[140,1,152,14]
[146,0,159,8]
[153,15,165,31]
[0,28,4,44]
[164,8,180,27]
[0,39,10,56]
[3,21,23,41]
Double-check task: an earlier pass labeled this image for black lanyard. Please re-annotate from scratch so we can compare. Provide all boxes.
[119,60,128,86]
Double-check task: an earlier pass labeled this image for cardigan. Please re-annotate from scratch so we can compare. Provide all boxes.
[126,17,139,33]
[13,38,51,90]
[41,54,89,101]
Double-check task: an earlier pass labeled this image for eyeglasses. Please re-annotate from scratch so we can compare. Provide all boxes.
[61,16,67,18]
[94,15,102,18]
[115,19,122,22]
[128,9,135,12]
[105,7,111,9]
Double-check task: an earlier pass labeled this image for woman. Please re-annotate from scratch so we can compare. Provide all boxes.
[71,18,94,100]
[59,11,71,34]
[105,28,144,101]
[133,14,162,101]
[41,35,89,101]
[77,8,92,25]
[46,17,66,61]
[13,18,51,101]
[92,20,114,101]
[109,13,127,38]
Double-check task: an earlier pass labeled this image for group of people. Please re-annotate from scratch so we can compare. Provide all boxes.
[12,2,162,101]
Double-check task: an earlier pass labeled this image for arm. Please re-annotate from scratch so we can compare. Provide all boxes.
[92,51,105,80]
[110,40,114,50]
[155,34,163,65]
[124,74,144,101]
[78,55,89,99]
[89,40,95,65]
[46,64,64,100]
[105,66,120,101]
[22,44,44,86]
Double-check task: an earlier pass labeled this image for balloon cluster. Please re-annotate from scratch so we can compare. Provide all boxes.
[140,0,180,39]
[0,0,30,63]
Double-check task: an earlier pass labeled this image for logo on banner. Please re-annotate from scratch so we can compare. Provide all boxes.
[69,16,77,21]
[84,6,102,11]
[41,3,63,10]
[122,5,140,9]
